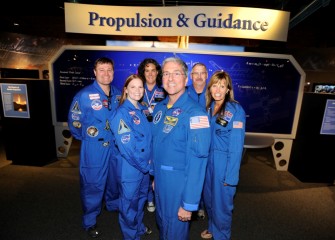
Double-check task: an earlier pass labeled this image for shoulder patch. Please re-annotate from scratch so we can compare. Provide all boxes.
[118,119,131,134]
[233,121,243,129]
[153,110,162,124]
[190,115,210,129]
[164,116,178,126]
[71,101,81,114]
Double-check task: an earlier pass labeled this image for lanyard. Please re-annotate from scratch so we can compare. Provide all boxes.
[145,88,157,113]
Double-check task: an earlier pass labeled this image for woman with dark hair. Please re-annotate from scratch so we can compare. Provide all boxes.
[137,58,166,212]
[201,70,246,240]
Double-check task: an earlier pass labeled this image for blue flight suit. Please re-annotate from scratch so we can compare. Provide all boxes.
[67,80,121,230]
[152,91,211,240]
[203,101,246,240]
[186,83,207,214]
[110,99,152,240]
[140,84,166,205]
[186,84,207,108]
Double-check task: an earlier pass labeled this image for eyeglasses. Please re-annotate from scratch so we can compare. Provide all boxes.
[191,72,207,77]
[162,72,185,78]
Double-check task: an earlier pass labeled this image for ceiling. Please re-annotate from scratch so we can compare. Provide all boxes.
[0,0,334,51]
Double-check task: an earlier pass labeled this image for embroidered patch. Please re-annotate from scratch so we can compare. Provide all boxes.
[71,113,80,120]
[91,99,102,110]
[105,119,110,130]
[118,119,131,134]
[153,110,162,124]
[121,134,130,144]
[155,91,165,99]
[163,124,173,133]
[71,101,81,114]
[132,114,140,125]
[233,121,243,129]
[87,126,98,137]
[89,93,100,100]
[102,99,109,108]
[172,108,182,116]
[190,116,210,129]
[72,121,81,128]
[224,110,233,122]
[143,109,150,117]
[164,116,178,126]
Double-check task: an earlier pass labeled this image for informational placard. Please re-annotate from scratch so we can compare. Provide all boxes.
[320,99,335,135]
[0,83,30,118]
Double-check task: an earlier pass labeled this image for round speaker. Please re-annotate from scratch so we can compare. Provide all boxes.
[274,141,284,151]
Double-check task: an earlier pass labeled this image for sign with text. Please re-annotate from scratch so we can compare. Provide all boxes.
[320,99,335,135]
[64,3,290,41]
[0,83,30,118]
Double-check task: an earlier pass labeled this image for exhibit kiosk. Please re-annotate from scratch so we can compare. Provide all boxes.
[49,45,306,171]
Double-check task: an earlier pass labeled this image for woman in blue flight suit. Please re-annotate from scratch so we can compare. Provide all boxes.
[67,57,121,238]
[110,74,152,240]
[201,70,246,240]
[137,58,165,212]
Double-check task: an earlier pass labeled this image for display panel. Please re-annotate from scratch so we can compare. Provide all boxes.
[0,83,30,118]
[50,46,305,138]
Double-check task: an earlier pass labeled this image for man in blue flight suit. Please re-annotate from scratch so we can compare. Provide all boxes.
[187,62,209,220]
[67,57,121,238]
[151,57,211,239]
[187,62,208,108]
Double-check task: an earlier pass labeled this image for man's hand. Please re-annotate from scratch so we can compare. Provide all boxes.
[178,207,192,221]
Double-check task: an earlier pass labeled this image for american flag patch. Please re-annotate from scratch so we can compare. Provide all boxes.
[190,116,210,129]
[233,121,243,129]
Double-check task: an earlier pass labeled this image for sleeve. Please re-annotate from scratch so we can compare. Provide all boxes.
[182,113,211,211]
[68,93,86,140]
[225,104,246,185]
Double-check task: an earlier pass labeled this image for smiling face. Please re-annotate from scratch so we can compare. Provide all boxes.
[191,64,208,91]
[162,61,187,97]
[144,63,159,86]
[210,78,229,102]
[126,77,144,103]
[94,62,114,86]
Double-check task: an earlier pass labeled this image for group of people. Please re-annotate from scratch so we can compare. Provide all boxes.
[68,55,246,240]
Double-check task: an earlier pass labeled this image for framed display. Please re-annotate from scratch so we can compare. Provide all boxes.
[0,83,30,118]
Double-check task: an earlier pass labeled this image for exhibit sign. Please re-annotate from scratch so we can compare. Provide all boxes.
[0,83,30,118]
[320,99,335,135]
[64,3,290,41]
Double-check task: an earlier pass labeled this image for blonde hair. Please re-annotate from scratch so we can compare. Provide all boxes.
[205,70,236,113]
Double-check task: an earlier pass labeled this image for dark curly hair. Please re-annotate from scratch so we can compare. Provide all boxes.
[137,58,162,87]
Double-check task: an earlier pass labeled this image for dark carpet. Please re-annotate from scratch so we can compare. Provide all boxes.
[0,140,334,240]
